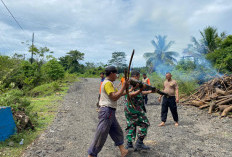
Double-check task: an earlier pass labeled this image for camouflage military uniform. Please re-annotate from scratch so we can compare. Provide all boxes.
[124,89,150,143]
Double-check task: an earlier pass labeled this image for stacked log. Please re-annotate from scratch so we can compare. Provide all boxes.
[181,75,232,117]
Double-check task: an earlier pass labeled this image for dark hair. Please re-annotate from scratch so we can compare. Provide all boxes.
[100,72,104,75]
[105,66,117,76]
[131,70,140,77]
[166,72,171,75]
[143,73,146,76]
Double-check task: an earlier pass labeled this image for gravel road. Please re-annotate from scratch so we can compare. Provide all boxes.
[22,78,232,157]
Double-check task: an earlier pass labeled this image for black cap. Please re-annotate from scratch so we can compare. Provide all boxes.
[105,66,117,76]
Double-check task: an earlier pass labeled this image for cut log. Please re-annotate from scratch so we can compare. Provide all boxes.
[217,97,232,105]
[191,100,205,107]
[199,104,209,109]
[221,105,232,117]
[216,97,230,104]
[181,75,232,117]
[218,105,230,112]
[228,90,232,94]
[208,101,216,114]
[215,88,227,95]
[209,93,218,99]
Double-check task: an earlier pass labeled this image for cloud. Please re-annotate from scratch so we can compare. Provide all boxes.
[0,0,231,66]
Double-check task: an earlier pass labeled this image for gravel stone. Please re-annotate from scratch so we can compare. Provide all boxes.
[22,78,232,157]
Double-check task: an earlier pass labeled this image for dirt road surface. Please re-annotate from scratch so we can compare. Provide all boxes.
[22,78,232,157]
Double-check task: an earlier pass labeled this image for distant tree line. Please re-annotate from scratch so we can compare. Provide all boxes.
[143,26,232,76]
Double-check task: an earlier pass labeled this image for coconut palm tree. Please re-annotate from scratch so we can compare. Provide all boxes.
[143,35,179,73]
[200,26,218,53]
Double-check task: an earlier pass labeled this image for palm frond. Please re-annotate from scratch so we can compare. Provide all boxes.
[164,55,177,65]
[143,52,155,60]
[165,51,179,57]
[156,35,167,50]
[164,41,175,51]
[151,40,159,50]
[191,36,200,48]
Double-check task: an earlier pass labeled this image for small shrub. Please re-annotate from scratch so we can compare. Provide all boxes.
[0,89,24,110]
[41,59,65,81]
[148,72,165,90]
[63,72,79,83]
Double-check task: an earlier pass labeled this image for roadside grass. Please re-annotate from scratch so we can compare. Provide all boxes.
[0,76,78,157]
[29,81,63,97]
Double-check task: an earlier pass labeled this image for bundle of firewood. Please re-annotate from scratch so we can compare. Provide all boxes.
[181,75,232,117]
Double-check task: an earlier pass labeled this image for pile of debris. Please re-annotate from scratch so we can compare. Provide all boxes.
[181,75,232,117]
[12,109,35,132]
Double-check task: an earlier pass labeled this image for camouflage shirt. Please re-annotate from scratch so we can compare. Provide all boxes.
[125,88,145,114]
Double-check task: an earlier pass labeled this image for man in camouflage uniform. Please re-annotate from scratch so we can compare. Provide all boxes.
[124,71,154,151]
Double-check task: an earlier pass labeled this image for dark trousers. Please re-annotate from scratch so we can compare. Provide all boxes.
[161,96,178,122]
[143,95,148,104]
[88,107,124,157]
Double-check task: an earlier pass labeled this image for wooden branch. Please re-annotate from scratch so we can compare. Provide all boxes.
[199,104,209,109]
[217,97,232,105]
[215,88,227,95]
[191,100,204,107]
[221,105,232,117]
[218,105,230,112]
[208,101,216,114]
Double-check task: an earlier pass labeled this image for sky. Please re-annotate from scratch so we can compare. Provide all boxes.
[0,0,232,67]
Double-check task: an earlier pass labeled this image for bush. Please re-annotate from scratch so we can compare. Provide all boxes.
[0,89,24,110]
[148,72,165,90]
[206,47,232,73]
[63,72,79,83]
[41,59,65,81]
[3,61,41,89]
[175,60,196,72]
[0,89,37,130]
[29,82,62,97]
[171,71,199,96]
[206,35,232,73]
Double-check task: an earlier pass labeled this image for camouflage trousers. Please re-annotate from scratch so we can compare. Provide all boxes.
[124,108,150,142]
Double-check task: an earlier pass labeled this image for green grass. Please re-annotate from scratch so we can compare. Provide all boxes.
[29,81,62,97]
[0,80,76,157]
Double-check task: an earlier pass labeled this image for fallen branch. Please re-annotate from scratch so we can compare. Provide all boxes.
[221,105,232,117]
[199,104,209,109]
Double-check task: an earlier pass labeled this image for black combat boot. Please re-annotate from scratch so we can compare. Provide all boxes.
[134,137,150,151]
[125,141,133,150]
